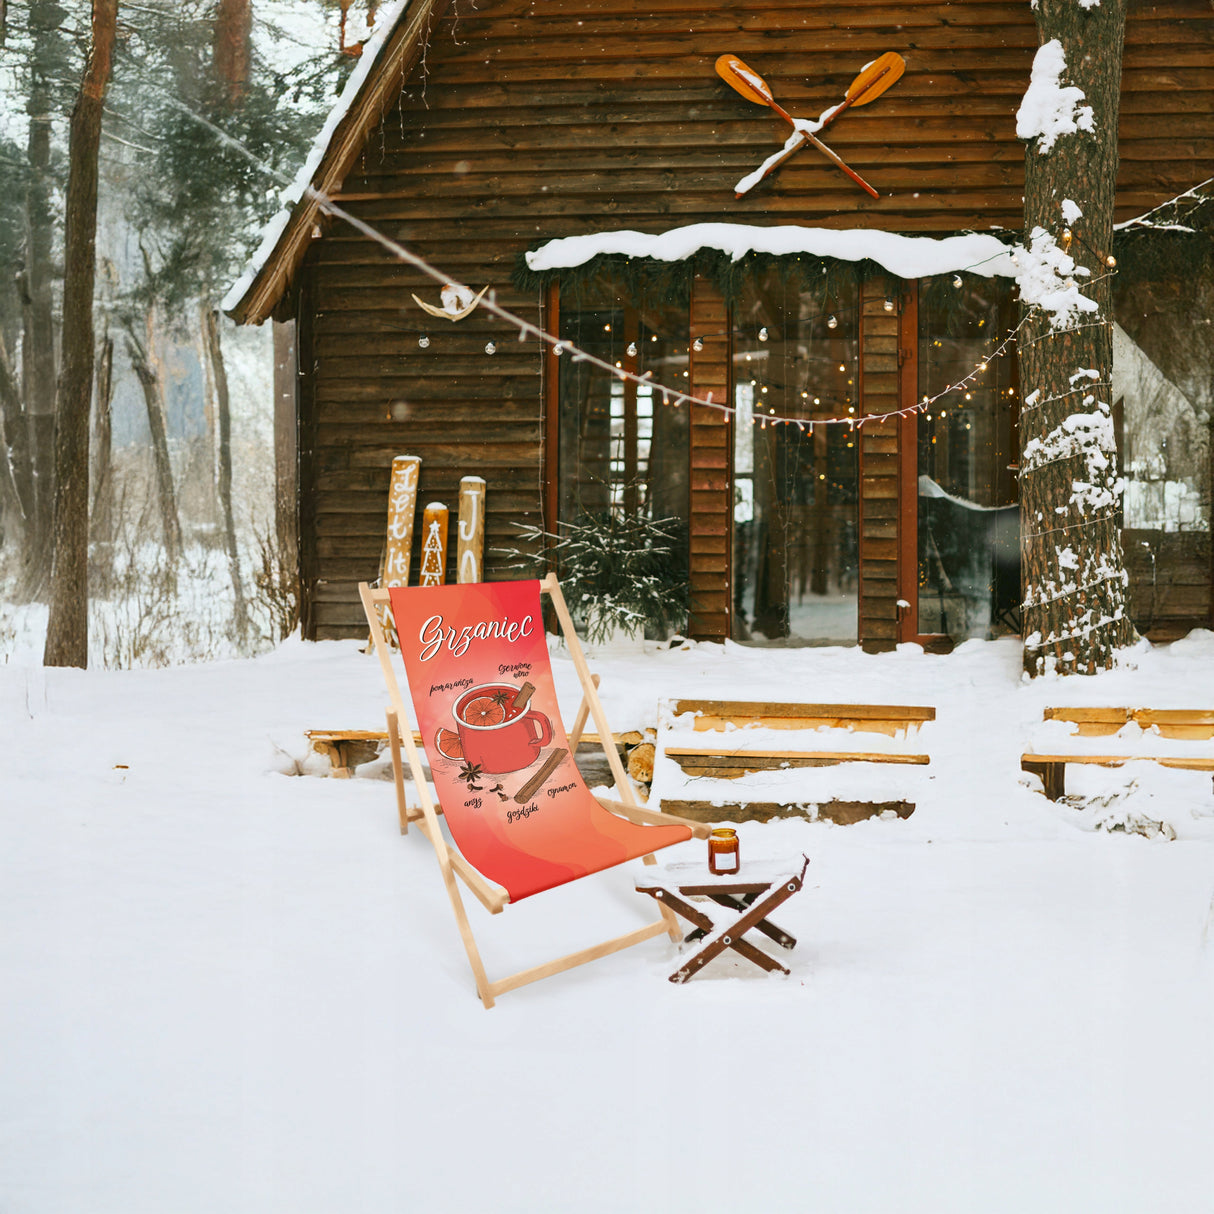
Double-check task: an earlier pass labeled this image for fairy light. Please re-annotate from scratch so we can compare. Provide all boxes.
[417,335,430,348]
[200,138,1048,433]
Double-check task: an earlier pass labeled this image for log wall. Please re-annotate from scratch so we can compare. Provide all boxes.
[291,0,1213,637]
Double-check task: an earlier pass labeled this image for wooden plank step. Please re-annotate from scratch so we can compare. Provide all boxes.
[1023,753,1214,771]
[667,749,930,778]
[660,799,915,826]
[669,701,936,736]
[1044,707,1214,739]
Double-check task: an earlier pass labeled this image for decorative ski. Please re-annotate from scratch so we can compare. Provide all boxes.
[717,52,905,198]
[419,502,449,586]
[456,475,486,584]
[370,453,421,648]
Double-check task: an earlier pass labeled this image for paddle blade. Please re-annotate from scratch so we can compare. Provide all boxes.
[846,52,906,106]
[715,54,775,107]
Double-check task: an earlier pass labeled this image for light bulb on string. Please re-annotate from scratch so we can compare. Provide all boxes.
[827,314,838,330]
[626,341,638,357]
[692,337,703,352]
[952,275,963,289]
[418,335,430,348]
[883,298,895,312]
[485,341,496,355]
[758,327,768,342]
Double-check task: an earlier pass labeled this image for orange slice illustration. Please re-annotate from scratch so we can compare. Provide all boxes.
[461,696,506,728]
[434,728,463,760]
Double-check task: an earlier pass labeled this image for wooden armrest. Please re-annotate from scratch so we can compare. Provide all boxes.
[594,795,712,839]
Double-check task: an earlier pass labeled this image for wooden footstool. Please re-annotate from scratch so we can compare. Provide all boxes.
[635,857,809,983]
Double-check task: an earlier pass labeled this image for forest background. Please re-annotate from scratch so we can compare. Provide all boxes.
[0,0,373,667]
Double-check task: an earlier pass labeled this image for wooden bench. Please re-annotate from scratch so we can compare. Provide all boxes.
[657,700,934,824]
[1021,707,1214,801]
[305,727,646,779]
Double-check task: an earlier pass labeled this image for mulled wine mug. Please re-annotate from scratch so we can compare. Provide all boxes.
[453,682,553,774]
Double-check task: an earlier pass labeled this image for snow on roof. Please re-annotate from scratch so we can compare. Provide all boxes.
[221,0,413,315]
[524,223,1019,281]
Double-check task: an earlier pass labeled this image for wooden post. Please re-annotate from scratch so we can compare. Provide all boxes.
[384,454,421,587]
[456,475,486,584]
[419,502,449,585]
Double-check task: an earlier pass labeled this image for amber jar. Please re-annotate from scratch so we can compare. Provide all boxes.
[708,827,740,875]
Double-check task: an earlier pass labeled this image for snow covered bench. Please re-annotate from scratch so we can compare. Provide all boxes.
[652,700,934,824]
[1021,707,1214,801]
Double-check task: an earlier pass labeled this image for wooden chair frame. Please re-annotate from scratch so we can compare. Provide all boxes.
[359,574,709,1008]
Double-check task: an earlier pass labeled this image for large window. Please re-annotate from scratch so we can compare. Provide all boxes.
[732,268,860,644]
[917,277,1021,641]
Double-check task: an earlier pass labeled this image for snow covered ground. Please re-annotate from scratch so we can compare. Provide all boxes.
[3,630,1214,1213]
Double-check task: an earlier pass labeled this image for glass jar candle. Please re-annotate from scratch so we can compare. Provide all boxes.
[708,827,740,875]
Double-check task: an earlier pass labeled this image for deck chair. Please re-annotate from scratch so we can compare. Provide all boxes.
[359,574,709,1008]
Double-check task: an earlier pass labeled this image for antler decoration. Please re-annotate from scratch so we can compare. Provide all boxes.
[412,283,490,321]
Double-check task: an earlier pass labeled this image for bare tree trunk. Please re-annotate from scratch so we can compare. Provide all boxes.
[213,0,252,106]
[202,308,249,644]
[0,346,24,550]
[1017,0,1136,676]
[44,0,117,668]
[90,332,114,543]
[194,305,219,525]
[126,322,182,567]
[0,334,32,545]
[21,44,57,597]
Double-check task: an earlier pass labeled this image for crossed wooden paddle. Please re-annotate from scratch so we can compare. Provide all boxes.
[717,52,905,199]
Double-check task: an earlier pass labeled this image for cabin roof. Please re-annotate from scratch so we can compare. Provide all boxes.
[225,0,1213,326]
[223,0,438,325]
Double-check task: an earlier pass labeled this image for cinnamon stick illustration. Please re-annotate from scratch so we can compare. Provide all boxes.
[514,747,567,803]
[509,681,536,713]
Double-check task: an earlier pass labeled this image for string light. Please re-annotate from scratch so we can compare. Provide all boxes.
[758,327,769,341]
[626,341,638,356]
[274,178,1055,433]
[827,314,838,329]
[417,335,430,348]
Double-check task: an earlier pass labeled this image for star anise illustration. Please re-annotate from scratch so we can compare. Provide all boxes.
[457,761,484,789]
[490,689,512,708]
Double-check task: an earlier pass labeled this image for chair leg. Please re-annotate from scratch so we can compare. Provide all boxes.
[385,708,410,834]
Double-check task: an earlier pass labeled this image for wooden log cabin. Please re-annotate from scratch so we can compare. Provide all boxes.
[226,0,1214,648]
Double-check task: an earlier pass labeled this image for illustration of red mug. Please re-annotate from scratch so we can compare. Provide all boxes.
[453,682,552,774]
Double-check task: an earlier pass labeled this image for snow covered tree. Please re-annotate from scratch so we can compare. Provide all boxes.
[1015,0,1137,676]
[44,0,118,667]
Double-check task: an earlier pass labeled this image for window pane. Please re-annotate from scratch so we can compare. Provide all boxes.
[917,278,1020,640]
[1112,237,1213,635]
[557,280,691,631]
[732,268,860,644]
